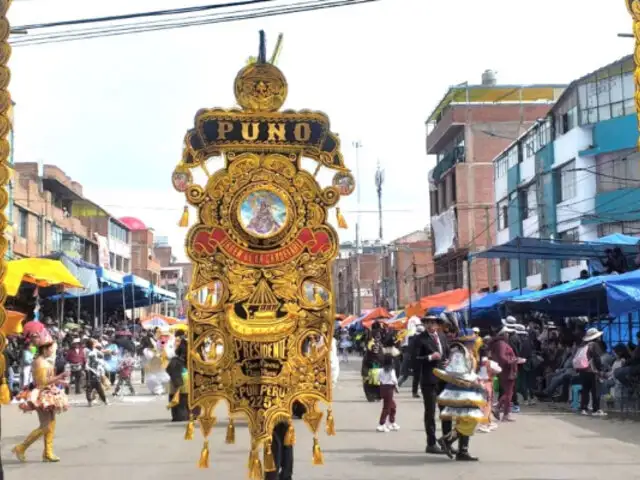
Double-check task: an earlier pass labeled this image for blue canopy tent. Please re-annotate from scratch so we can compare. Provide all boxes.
[473,236,640,262]
[506,269,640,318]
[452,289,533,329]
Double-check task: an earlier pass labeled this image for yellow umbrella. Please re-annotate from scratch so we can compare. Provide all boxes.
[170,323,188,333]
[0,310,25,336]
[4,258,83,296]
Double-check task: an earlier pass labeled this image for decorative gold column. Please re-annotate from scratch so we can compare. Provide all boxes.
[628,0,640,148]
[0,0,12,393]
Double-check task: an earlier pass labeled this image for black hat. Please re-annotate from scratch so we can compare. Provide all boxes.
[421,315,440,324]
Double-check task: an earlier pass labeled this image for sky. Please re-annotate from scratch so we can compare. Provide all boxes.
[6,0,633,261]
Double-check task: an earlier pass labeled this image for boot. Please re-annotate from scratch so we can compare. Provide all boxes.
[12,427,44,462]
[42,420,60,462]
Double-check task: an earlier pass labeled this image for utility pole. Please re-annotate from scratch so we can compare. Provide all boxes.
[353,140,362,315]
[485,206,493,288]
[375,161,384,242]
[412,255,419,300]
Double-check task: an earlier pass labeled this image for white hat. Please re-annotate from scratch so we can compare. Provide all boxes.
[502,316,517,326]
[472,327,480,334]
[514,324,527,334]
[583,328,603,342]
[499,326,514,335]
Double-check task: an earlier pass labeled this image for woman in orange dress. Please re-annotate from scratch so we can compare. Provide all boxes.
[12,329,69,463]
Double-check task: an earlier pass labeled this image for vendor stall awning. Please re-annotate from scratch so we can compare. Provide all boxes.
[4,258,83,296]
[405,288,469,318]
[472,235,640,261]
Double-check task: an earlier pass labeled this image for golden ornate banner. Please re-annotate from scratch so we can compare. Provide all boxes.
[173,31,352,477]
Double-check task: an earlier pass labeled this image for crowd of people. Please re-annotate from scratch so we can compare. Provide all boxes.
[344,311,640,462]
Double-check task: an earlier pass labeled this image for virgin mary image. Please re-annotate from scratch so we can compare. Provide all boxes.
[246,194,282,235]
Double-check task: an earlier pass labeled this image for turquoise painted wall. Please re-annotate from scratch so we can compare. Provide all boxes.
[507,164,520,193]
[593,188,640,222]
[537,143,560,285]
[580,114,638,156]
[507,193,526,289]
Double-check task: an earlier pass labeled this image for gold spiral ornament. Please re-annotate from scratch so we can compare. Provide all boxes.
[0,0,11,397]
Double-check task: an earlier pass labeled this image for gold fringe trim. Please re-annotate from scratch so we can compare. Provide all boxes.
[198,440,209,469]
[312,437,324,465]
[225,418,235,444]
[263,440,276,472]
[325,408,336,436]
[283,419,295,446]
[184,418,195,440]
[178,205,189,227]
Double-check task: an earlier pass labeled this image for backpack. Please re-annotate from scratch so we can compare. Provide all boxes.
[572,345,590,370]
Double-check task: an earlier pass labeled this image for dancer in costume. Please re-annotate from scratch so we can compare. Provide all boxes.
[433,330,486,462]
[166,330,189,421]
[13,329,69,463]
[141,329,171,395]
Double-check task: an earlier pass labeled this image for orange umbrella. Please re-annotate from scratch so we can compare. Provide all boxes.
[405,288,469,318]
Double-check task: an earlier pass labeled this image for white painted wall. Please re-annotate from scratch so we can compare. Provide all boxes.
[520,154,536,185]
[554,127,596,235]
[561,264,586,282]
[495,173,507,203]
[526,273,542,288]
[497,228,510,246]
[522,214,539,238]
[499,280,511,292]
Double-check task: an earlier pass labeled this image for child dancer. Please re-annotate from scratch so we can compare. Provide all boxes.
[476,347,501,433]
[376,354,400,432]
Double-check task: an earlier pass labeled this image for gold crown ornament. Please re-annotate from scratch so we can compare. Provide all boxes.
[173,31,353,476]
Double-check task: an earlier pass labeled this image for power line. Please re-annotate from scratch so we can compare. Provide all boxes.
[10,0,381,47]
[14,0,280,30]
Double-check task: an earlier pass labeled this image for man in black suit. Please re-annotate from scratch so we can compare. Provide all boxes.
[415,315,451,455]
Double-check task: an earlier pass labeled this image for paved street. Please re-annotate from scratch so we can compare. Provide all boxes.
[2,362,640,480]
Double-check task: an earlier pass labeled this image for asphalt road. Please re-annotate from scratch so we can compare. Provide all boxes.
[2,361,640,480]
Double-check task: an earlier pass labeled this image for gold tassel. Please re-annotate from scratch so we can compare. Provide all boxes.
[248,449,263,480]
[225,418,235,444]
[312,437,324,465]
[167,390,180,410]
[336,208,348,229]
[325,408,336,436]
[184,418,195,441]
[178,205,189,227]
[283,419,296,446]
[0,379,10,405]
[198,440,210,469]
[263,440,276,472]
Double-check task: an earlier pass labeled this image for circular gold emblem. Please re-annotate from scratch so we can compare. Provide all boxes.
[234,63,288,112]
[332,171,355,196]
[237,187,290,239]
[172,166,192,193]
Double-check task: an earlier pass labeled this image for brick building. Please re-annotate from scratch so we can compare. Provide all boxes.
[379,229,434,309]
[154,237,192,318]
[426,72,565,292]
[119,216,161,285]
[12,163,100,262]
[333,240,385,314]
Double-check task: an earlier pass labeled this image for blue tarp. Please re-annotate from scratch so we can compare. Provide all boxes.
[41,251,99,296]
[473,235,639,261]
[506,270,640,317]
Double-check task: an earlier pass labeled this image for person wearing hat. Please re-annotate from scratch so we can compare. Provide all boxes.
[12,329,69,463]
[490,326,522,421]
[572,327,606,416]
[65,338,85,395]
[415,315,451,455]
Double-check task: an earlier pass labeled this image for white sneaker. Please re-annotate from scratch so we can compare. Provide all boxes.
[388,423,400,431]
[488,423,498,431]
[592,410,607,417]
[376,424,389,433]
[580,410,589,416]
[477,425,490,433]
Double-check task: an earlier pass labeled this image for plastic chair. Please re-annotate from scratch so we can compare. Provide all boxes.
[570,384,582,410]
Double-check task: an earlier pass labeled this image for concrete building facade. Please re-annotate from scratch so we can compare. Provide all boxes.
[426,72,565,292]
[493,55,639,289]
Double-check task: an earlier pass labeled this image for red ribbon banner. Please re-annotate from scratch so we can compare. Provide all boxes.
[192,227,331,266]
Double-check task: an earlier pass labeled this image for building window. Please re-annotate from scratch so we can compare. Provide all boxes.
[526,259,542,276]
[17,208,27,238]
[555,160,576,203]
[109,220,129,243]
[429,190,439,216]
[123,258,130,273]
[495,156,508,178]
[497,198,509,230]
[110,252,115,269]
[596,151,640,192]
[519,185,537,220]
[499,258,511,281]
[51,225,63,251]
[578,65,635,126]
[506,146,519,169]
[598,221,640,237]
[558,227,580,268]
